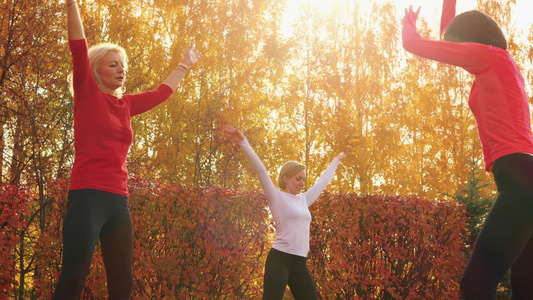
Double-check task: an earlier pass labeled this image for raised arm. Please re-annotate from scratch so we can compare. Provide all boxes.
[66,1,85,40]
[402,5,487,72]
[304,152,346,206]
[161,45,202,91]
[223,125,279,201]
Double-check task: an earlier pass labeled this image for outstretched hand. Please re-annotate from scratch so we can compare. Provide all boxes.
[223,125,245,143]
[181,44,202,68]
[336,152,347,161]
[402,5,421,26]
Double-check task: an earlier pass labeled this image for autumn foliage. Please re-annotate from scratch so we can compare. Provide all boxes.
[4,0,531,298]
[0,184,32,297]
[0,179,465,299]
[310,192,465,299]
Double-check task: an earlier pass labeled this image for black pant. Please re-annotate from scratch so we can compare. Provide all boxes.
[461,153,533,300]
[263,248,319,300]
[52,189,133,300]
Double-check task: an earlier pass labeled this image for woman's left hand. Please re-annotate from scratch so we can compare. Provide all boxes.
[181,44,202,68]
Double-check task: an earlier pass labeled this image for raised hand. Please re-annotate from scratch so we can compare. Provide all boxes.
[336,152,347,161]
[222,125,245,143]
[181,44,202,68]
[402,5,421,26]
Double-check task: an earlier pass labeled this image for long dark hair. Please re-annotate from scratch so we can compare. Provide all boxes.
[443,10,507,50]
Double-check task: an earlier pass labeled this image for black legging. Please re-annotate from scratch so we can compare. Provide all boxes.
[52,189,133,300]
[263,247,319,300]
[460,153,533,300]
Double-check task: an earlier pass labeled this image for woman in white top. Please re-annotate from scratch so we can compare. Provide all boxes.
[223,125,346,300]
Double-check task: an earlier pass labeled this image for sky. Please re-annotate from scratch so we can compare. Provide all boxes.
[393,0,532,31]
[283,0,533,38]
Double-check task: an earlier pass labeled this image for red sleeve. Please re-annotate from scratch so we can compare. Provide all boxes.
[69,39,99,101]
[440,0,456,37]
[127,84,174,116]
[402,21,490,74]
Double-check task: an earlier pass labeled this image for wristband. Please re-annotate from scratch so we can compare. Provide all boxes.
[178,63,189,72]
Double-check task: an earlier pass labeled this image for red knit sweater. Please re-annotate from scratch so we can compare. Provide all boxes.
[69,39,173,195]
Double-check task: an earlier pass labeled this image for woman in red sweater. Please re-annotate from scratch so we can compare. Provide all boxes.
[53,2,201,299]
[403,6,533,299]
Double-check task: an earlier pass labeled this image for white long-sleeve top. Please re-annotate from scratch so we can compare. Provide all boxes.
[239,138,341,257]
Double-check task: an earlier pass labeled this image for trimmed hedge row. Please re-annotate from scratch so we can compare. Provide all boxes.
[0,179,465,299]
[310,192,465,299]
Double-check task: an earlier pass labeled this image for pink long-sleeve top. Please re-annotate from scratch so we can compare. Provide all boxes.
[69,39,173,196]
[239,138,341,257]
[402,17,533,171]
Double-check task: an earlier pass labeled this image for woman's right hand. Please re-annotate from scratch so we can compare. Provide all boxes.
[223,125,245,143]
[336,152,347,161]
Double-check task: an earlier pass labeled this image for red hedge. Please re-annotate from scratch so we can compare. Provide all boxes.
[127,176,271,299]
[1,179,465,299]
[309,192,466,299]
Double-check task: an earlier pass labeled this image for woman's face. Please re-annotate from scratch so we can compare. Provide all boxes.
[284,169,306,195]
[99,51,125,92]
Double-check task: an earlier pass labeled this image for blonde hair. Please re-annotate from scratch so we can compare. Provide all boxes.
[277,161,306,190]
[88,43,128,98]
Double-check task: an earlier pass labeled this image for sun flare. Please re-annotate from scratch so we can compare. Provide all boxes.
[281,0,337,37]
[281,0,532,39]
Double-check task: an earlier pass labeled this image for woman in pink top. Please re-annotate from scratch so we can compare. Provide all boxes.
[53,2,201,299]
[223,125,346,300]
[403,6,533,299]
